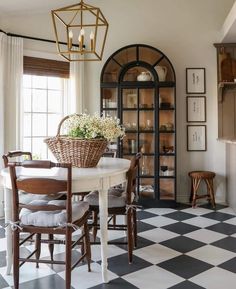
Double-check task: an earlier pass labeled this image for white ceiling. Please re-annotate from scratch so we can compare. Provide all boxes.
[0,0,80,15]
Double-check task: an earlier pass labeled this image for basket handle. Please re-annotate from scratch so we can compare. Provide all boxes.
[56,114,81,137]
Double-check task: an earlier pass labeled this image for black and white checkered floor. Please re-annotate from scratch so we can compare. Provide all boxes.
[1,203,236,289]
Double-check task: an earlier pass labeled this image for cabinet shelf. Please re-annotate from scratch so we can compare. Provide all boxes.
[100,44,176,207]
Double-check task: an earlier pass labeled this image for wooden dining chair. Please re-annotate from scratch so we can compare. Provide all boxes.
[2,151,62,260]
[8,160,91,289]
[84,153,141,263]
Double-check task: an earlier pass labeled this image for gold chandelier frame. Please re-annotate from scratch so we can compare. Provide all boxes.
[51,0,109,61]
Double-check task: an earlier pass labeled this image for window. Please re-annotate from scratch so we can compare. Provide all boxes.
[22,74,69,159]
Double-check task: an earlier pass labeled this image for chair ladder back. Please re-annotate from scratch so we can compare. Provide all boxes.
[8,160,72,224]
[126,153,142,204]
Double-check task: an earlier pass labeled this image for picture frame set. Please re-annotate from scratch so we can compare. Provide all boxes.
[186,68,207,151]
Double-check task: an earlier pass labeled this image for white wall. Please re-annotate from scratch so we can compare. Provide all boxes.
[1,0,235,204]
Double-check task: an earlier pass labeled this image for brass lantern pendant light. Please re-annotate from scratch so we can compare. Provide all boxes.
[51,0,109,61]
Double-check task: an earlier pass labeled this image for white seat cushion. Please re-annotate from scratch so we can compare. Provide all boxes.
[20,200,89,227]
[84,189,130,208]
[19,192,65,204]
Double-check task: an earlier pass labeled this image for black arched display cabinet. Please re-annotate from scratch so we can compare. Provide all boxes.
[100,44,176,207]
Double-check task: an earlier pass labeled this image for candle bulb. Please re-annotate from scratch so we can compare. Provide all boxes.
[78,34,82,50]
[90,31,94,51]
[68,30,73,50]
[80,28,85,49]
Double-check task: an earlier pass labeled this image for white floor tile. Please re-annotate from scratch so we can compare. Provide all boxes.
[58,262,118,289]
[181,207,213,216]
[231,233,236,238]
[97,228,126,241]
[133,243,181,264]
[187,244,236,265]
[138,228,179,243]
[218,207,236,216]
[123,265,184,289]
[145,208,176,215]
[0,238,7,252]
[25,243,66,258]
[141,216,178,227]
[224,217,236,225]
[190,267,236,289]
[182,216,219,228]
[0,263,55,286]
[184,228,226,244]
[88,245,127,262]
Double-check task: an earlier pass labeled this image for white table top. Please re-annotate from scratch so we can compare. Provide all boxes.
[1,157,131,192]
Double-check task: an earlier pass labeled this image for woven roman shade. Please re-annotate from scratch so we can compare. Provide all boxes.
[24,56,69,78]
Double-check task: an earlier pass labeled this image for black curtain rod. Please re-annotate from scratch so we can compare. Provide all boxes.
[0,29,67,45]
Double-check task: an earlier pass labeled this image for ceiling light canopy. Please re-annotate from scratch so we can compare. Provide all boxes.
[51,0,109,61]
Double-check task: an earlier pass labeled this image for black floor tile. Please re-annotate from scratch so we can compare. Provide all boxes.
[88,278,139,289]
[160,236,205,253]
[115,236,155,251]
[219,257,236,273]
[0,252,6,268]
[136,211,157,220]
[0,274,9,289]
[168,280,205,289]
[45,250,90,273]
[102,253,152,276]
[203,212,235,222]
[158,255,213,279]
[175,203,192,210]
[206,223,236,235]
[137,221,156,233]
[162,222,199,235]
[212,237,236,253]
[164,211,196,221]
[0,229,5,239]
[17,274,72,289]
[199,203,228,210]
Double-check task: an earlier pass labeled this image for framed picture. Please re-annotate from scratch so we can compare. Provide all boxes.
[186,68,206,94]
[186,96,206,122]
[187,125,206,151]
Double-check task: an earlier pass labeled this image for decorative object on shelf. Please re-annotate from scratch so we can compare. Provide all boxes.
[51,0,109,61]
[186,68,206,94]
[45,113,125,167]
[127,93,137,108]
[128,139,137,154]
[187,125,206,151]
[166,122,174,131]
[137,71,152,81]
[187,96,206,122]
[155,65,167,81]
[159,95,171,108]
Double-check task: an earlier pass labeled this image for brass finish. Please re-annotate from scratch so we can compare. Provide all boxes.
[51,0,109,61]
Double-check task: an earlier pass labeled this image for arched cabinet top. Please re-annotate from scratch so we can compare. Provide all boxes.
[101,44,176,84]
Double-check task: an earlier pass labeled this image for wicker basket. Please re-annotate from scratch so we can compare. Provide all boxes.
[44,115,108,168]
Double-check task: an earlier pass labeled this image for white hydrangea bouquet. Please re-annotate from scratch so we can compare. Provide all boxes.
[45,113,125,167]
[65,112,125,141]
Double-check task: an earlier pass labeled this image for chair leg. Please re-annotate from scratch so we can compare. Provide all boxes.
[127,210,133,263]
[84,221,91,272]
[133,209,137,248]
[92,211,98,242]
[65,229,72,289]
[13,230,20,289]
[48,234,54,261]
[35,233,41,268]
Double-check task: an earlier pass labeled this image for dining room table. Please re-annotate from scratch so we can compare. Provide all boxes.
[1,156,131,283]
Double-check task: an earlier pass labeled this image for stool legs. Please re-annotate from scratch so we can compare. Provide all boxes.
[192,178,201,207]
[205,178,216,208]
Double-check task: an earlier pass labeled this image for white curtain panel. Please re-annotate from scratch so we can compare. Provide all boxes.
[69,61,84,114]
[0,32,23,217]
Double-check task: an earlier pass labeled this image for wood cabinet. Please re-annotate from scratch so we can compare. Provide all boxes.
[215,43,236,141]
[100,44,176,207]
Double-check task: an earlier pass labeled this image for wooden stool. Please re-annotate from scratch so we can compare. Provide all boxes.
[188,171,216,208]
